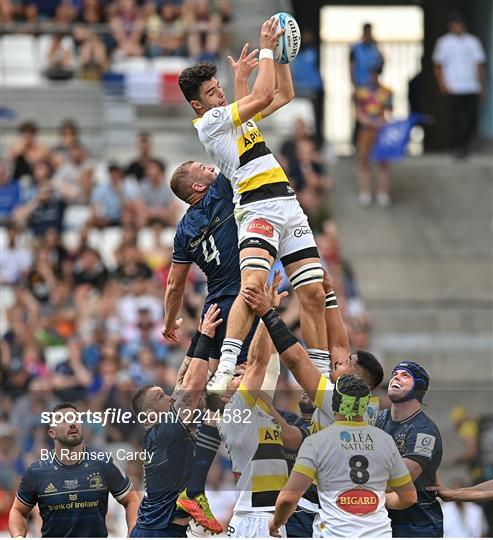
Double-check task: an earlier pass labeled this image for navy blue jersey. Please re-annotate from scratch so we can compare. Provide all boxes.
[136,407,195,530]
[172,174,240,303]
[16,446,131,537]
[376,408,444,537]
[278,410,310,473]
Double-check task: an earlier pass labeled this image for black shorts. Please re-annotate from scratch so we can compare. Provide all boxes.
[187,295,259,362]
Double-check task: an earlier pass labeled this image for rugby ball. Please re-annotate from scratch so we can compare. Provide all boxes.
[273,12,301,64]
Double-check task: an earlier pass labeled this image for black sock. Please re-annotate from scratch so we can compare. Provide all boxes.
[186,423,222,498]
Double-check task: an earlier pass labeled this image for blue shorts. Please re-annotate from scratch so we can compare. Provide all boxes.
[286,509,315,537]
[187,295,259,362]
[130,524,188,537]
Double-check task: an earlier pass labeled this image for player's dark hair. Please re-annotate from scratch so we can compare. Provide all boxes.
[355,350,384,390]
[131,384,154,415]
[205,393,226,412]
[170,160,195,202]
[52,402,79,413]
[178,63,217,103]
[337,374,371,398]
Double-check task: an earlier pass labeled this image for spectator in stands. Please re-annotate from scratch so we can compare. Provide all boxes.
[87,162,139,228]
[350,23,384,151]
[0,223,32,286]
[433,14,487,158]
[109,0,144,58]
[145,0,186,58]
[14,161,68,236]
[215,0,232,50]
[43,33,77,81]
[297,187,332,235]
[114,245,153,286]
[52,142,93,203]
[72,246,109,291]
[136,158,180,226]
[26,247,58,304]
[449,406,481,481]
[121,307,168,365]
[9,121,49,181]
[52,119,80,155]
[354,66,393,207]
[350,23,384,89]
[125,132,155,182]
[74,0,110,80]
[184,0,220,62]
[0,163,21,224]
[291,29,324,145]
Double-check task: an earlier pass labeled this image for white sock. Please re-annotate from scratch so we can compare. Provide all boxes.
[219,339,243,371]
[308,348,331,375]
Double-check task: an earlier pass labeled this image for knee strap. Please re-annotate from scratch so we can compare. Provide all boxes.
[240,256,271,274]
[288,262,324,289]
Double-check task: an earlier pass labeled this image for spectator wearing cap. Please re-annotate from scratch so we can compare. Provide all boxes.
[433,14,487,158]
[135,158,180,227]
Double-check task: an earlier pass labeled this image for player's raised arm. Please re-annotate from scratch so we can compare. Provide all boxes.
[322,270,350,368]
[241,283,325,403]
[234,17,284,124]
[172,304,223,420]
[240,273,287,404]
[228,42,259,101]
[257,63,295,120]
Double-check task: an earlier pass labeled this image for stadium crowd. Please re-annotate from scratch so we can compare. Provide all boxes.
[1,0,233,80]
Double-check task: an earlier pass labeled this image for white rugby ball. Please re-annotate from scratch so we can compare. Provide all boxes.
[272,12,302,64]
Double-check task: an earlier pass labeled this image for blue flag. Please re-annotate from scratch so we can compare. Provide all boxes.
[371,113,423,162]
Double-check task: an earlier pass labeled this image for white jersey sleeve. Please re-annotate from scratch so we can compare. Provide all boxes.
[293,435,318,481]
[387,447,412,488]
[196,103,242,138]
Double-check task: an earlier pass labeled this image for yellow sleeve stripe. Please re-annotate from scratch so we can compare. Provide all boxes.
[293,463,316,481]
[252,474,288,492]
[314,374,328,409]
[253,112,263,122]
[387,473,412,488]
[238,382,256,408]
[257,398,270,415]
[231,102,242,128]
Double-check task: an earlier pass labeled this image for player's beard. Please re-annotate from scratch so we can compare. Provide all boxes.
[58,432,83,447]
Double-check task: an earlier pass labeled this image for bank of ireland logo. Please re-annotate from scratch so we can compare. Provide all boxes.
[340,431,351,443]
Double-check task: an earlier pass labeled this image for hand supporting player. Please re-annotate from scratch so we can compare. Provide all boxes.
[241,271,288,316]
[268,517,282,537]
[199,303,223,338]
[426,475,455,501]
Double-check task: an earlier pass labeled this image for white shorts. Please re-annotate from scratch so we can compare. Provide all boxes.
[235,198,319,265]
[227,511,286,538]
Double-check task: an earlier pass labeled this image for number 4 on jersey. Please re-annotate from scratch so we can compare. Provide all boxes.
[202,236,221,266]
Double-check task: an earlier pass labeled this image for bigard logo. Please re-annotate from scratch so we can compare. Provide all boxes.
[336,487,379,515]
